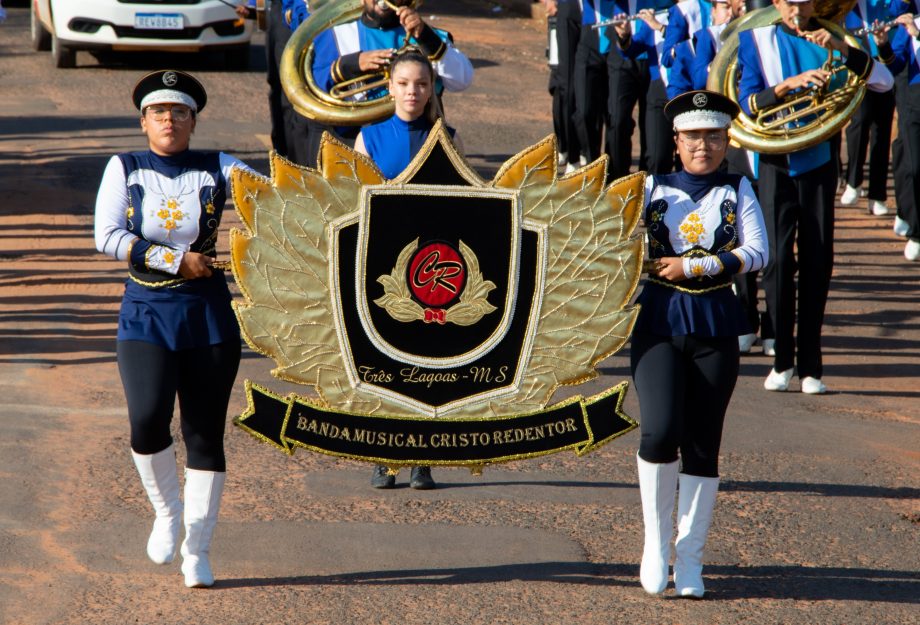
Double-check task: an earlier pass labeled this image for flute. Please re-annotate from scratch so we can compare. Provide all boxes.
[590,10,668,30]
[849,19,899,37]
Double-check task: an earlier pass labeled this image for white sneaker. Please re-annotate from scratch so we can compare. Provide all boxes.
[764,368,794,392]
[859,188,869,198]
[738,333,757,353]
[840,184,860,206]
[564,162,576,174]
[579,155,587,167]
[557,152,567,167]
[762,338,776,356]
[869,200,890,216]
[906,239,920,261]
[894,216,910,238]
[801,376,827,394]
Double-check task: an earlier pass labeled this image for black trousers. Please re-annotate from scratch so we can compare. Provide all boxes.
[893,79,920,241]
[844,88,895,201]
[631,331,739,478]
[606,53,649,179]
[268,1,327,168]
[644,78,673,175]
[573,30,609,162]
[758,158,837,378]
[117,340,241,472]
[550,1,582,165]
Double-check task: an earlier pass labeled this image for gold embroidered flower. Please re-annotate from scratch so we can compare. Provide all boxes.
[726,213,736,224]
[650,210,661,222]
[157,208,170,220]
[692,263,705,276]
[205,200,215,215]
[171,210,185,221]
[126,206,134,219]
[164,219,177,231]
[167,198,178,210]
[164,251,175,265]
[679,212,706,245]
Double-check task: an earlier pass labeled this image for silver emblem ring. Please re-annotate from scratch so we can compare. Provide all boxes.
[162,71,178,87]
[692,93,708,108]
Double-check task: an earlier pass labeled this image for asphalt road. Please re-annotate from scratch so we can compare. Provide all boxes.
[0,1,917,624]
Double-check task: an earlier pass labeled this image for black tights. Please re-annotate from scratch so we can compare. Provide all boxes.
[117,339,241,472]
[630,331,739,478]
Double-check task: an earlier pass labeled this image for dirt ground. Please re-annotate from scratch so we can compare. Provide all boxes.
[0,1,917,624]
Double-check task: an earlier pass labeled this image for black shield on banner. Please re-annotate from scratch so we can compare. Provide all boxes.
[334,186,541,413]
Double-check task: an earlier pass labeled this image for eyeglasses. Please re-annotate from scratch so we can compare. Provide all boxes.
[145,105,192,122]
[678,131,727,151]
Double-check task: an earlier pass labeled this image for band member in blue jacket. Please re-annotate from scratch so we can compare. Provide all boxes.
[691,0,744,90]
[94,71,253,589]
[610,8,675,174]
[737,0,893,394]
[355,49,462,488]
[606,0,673,178]
[308,0,472,159]
[660,0,712,71]
[840,0,899,216]
[574,0,619,162]
[545,0,584,172]
[633,90,767,598]
[880,13,920,260]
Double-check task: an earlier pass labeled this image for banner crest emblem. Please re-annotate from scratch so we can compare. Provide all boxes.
[228,121,645,469]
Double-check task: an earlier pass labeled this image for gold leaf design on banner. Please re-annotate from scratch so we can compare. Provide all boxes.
[491,136,644,414]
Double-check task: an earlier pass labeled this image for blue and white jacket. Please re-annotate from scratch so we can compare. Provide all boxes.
[737,21,893,176]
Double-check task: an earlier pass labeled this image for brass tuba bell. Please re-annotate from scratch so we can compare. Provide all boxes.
[706,1,864,154]
[280,0,422,126]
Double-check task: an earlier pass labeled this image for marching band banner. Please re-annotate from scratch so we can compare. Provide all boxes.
[228,123,645,470]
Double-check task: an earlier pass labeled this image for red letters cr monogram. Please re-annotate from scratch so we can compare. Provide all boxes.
[408,242,467,307]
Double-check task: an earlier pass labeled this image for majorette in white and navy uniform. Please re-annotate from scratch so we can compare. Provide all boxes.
[737,5,893,393]
[884,14,920,258]
[96,148,247,347]
[94,70,253,590]
[840,0,899,213]
[631,90,767,599]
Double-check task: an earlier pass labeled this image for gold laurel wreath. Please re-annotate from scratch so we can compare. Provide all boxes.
[228,121,644,417]
[374,238,497,326]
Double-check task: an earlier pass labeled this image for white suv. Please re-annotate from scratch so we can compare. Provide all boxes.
[31,0,255,69]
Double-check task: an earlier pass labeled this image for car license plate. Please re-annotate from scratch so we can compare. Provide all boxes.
[134,13,184,30]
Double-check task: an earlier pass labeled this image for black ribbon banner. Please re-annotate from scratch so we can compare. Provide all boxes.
[234,381,637,468]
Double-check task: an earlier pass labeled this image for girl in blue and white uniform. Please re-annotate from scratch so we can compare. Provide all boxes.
[355,48,462,489]
[94,70,252,589]
[631,90,767,598]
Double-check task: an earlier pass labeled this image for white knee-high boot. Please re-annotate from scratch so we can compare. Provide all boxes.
[180,469,225,588]
[636,453,679,594]
[131,444,183,564]
[673,473,719,598]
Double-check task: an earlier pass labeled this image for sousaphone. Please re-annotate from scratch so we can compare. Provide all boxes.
[280,0,419,125]
[706,0,864,154]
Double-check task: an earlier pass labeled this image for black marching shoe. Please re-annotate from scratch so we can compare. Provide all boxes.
[371,465,396,489]
[409,466,436,490]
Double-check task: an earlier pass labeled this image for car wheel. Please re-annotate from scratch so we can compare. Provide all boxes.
[51,33,76,69]
[225,44,250,71]
[31,6,52,52]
